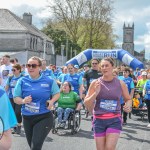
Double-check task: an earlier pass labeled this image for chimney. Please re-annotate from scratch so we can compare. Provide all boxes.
[23,12,32,25]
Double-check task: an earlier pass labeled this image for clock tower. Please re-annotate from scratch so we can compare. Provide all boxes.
[122,23,134,55]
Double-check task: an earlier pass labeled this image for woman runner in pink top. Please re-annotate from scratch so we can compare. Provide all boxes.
[84,57,132,150]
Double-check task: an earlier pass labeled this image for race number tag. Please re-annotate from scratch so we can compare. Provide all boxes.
[147,90,150,94]
[100,99,117,112]
[25,102,40,113]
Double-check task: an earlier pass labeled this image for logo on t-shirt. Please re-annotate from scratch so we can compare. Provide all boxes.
[2,70,9,79]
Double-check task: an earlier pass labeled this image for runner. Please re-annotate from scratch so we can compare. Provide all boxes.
[0,86,17,150]
[143,77,150,127]
[5,64,23,134]
[84,57,132,150]
[13,56,60,150]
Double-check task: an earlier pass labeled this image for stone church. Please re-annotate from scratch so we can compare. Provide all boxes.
[122,23,145,63]
[0,9,55,65]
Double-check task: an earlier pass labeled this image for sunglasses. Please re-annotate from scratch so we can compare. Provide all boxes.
[26,64,40,68]
[11,69,17,72]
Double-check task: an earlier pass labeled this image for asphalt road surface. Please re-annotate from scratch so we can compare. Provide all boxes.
[11,110,150,150]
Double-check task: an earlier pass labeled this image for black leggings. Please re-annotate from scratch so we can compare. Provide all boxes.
[10,98,22,123]
[23,112,53,150]
[145,100,150,123]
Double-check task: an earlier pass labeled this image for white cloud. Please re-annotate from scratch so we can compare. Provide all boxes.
[0,0,48,9]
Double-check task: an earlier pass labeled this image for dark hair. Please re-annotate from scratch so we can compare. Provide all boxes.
[12,64,22,73]
[121,64,126,67]
[102,57,115,66]
[63,81,72,92]
[67,64,74,68]
[14,58,18,62]
[3,55,10,58]
[124,67,130,73]
[10,59,15,63]
[91,58,99,63]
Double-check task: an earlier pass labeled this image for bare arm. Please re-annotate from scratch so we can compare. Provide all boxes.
[5,85,9,92]
[130,88,134,99]
[79,84,83,99]
[120,80,132,112]
[47,93,60,110]
[14,95,32,105]
[84,79,101,112]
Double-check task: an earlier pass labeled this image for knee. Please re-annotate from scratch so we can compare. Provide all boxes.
[57,107,63,113]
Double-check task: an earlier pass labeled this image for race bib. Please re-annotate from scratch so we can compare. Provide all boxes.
[147,90,150,94]
[25,102,40,113]
[100,99,117,112]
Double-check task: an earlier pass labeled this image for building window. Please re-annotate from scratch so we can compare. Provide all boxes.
[30,38,32,49]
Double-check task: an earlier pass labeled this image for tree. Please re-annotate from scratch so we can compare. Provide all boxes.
[45,0,116,53]
[42,25,81,59]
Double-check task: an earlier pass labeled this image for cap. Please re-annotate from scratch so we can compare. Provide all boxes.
[83,64,89,67]
[74,65,79,69]
[141,71,147,76]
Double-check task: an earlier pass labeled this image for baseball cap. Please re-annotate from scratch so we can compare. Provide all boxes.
[141,71,147,76]
[74,65,79,69]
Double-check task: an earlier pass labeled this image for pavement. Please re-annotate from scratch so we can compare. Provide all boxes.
[117,114,150,150]
[11,111,150,150]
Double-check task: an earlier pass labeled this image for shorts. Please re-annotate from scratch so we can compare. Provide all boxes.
[92,117,122,137]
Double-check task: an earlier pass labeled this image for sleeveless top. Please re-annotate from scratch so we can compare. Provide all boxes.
[94,77,122,115]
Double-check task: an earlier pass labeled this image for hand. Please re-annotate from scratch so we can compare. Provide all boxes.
[47,100,54,110]
[123,103,132,113]
[23,95,32,104]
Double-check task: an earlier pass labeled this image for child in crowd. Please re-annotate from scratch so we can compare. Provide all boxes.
[132,92,140,108]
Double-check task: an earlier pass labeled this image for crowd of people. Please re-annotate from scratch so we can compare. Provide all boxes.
[0,54,150,150]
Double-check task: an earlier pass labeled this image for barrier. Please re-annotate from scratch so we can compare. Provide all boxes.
[66,49,144,70]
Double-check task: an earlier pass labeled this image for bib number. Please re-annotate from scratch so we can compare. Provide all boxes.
[147,90,150,94]
[25,102,40,113]
[100,99,117,112]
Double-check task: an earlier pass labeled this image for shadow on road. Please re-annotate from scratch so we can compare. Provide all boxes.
[52,129,94,139]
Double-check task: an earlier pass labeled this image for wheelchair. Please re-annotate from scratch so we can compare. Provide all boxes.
[131,87,148,121]
[52,108,81,135]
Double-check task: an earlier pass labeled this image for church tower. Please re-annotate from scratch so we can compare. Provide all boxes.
[122,23,134,55]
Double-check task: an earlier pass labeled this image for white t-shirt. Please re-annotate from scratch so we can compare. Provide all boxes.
[0,64,12,87]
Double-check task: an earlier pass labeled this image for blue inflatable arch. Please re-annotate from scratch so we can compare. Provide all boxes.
[66,49,144,70]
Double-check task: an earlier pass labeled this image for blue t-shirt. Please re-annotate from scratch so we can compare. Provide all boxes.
[40,69,55,79]
[14,75,60,116]
[122,77,134,93]
[58,73,66,82]
[0,86,17,131]
[144,80,150,100]
[62,73,83,95]
[6,74,23,98]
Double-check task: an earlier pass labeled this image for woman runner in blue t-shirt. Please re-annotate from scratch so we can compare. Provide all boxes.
[14,56,60,150]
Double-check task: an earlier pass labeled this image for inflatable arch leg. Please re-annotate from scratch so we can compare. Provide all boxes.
[66,49,144,70]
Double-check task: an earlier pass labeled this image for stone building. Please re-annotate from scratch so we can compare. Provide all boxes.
[0,9,55,65]
[122,23,145,65]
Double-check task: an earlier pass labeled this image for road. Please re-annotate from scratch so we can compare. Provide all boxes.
[11,111,150,150]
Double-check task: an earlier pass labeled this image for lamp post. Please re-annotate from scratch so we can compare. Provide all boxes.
[61,44,65,66]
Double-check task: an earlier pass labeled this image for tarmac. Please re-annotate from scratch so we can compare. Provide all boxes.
[116,114,150,150]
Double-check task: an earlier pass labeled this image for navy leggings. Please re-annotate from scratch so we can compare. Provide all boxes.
[10,98,22,123]
[145,100,150,123]
[23,112,53,150]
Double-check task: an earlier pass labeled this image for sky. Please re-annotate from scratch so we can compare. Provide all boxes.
[0,0,150,60]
